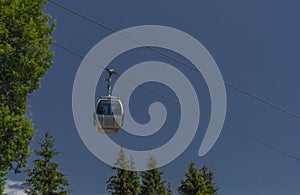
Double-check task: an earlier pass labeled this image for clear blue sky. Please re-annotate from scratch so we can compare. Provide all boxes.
[10,0,300,194]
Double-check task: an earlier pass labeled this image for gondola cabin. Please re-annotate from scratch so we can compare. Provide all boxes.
[93,96,124,133]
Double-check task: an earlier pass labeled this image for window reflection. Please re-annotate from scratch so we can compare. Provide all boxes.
[96,100,121,115]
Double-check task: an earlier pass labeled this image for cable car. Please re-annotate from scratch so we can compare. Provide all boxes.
[93,68,124,133]
[93,96,124,133]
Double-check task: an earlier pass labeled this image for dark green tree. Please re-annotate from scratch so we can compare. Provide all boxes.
[166,182,172,195]
[140,155,171,195]
[128,156,141,194]
[0,171,5,195]
[177,161,209,195]
[199,165,218,195]
[107,147,141,195]
[0,0,55,191]
[23,130,71,195]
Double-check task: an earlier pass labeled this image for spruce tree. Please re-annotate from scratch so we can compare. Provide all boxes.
[177,161,209,195]
[107,147,141,195]
[128,156,141,194]
[23,130,71,195]
[140,155,170,195]
[199,165,218,194]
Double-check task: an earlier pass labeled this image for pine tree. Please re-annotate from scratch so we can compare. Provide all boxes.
[128,156,141,194]
[177,161,209,195]
[107,147,141,195]
[140,155,170,195]
[23,130,71,195]
[199,165,218,194]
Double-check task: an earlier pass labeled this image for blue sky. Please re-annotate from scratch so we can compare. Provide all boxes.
[8,0,300,194]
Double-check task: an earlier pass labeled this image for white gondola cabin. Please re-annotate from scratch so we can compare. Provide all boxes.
[93,68,124,133]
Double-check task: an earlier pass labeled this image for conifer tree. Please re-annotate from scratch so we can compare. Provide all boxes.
[177,161,209,195]
[128,156,141,194]
[199,165,218,194]
[140,155,170,195]
[107,147,141,195]
[23,130,71,195]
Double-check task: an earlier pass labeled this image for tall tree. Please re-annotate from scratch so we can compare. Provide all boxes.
[140,155,171,195]
[23,130,71,195]
[107,147,141,195]
[199,165,218,195]
[177,161,209,195]
[128,156,141,194]
[0,0,55,191]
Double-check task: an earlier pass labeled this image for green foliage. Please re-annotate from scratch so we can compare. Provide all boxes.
[199,165,218,195]
[105,152,219,195]
[0,106,34,170]
[107,148,141,195]
[177,161,210,195]
[0,171,7,194]
[166,182,172,195]
[140,155,171,195]
[128,156,141,194]
[0,105,34,192]
[114,147,129,170]
[0,0,55,190]
[0,0,55,113]
[23,130,71,195]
